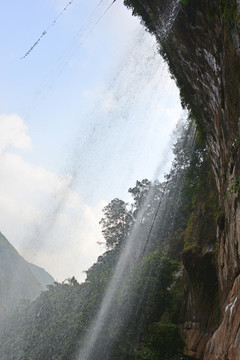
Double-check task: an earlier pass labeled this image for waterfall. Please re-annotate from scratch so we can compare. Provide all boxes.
[76,2,183,359]
[161,0,181,39]
[76,121,196,360]
[154,0,181,41]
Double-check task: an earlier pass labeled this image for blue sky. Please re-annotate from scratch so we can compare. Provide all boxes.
[0,0,183,281]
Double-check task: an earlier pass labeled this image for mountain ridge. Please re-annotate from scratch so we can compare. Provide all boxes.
[0,231,54,320]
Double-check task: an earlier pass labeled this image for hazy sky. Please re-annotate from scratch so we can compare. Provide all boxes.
[0,0,183,282]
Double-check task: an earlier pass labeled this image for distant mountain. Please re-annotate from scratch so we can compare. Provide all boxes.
[0,232,54,319]
[27,262,54,290]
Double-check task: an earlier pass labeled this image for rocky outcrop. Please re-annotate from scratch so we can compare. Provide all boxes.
[184,321,211,359]
[204,274,240,360]
[125,0,240,358]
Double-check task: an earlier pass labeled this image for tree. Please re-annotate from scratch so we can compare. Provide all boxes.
[128,179,152,217]
[135,322,185,360]
[99,198,132,249]
[128,179,167,250]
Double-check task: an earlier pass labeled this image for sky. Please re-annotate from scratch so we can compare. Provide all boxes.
[0,0,183,282]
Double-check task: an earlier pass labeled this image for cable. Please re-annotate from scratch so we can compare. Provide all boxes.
[21,0,112,59]
[141,180,169,254]
[78,0,117,45]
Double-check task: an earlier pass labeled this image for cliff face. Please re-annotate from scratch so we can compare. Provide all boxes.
[125,0,240,358]
[163,0,240,302]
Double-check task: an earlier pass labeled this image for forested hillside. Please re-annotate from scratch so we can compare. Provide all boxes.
[0,232,54,326]
[0,118,218,359]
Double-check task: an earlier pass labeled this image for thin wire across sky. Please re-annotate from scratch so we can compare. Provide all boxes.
[21,0,117,59]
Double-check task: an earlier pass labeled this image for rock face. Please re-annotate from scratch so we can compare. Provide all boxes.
[164,3,240,357]
[184,321,211,359]
[125,0,240,358]
[204,274,240,360]
[169,1,240,299]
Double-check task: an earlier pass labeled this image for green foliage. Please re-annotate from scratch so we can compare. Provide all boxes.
[182,156,219,298]
[106,252,180,359]
[128,179,152,216]
[183,144,218,250]
[0,120,219,359]
[147,322,185,358]
[161,275,185,324]
[0,274,111,360]
[123,0,141,16]
[0,249,180,360]
[135,322,185,360]
[100,198,132,248]
[220,0,239,32]
[135,348,157,360]
[123,0,157,34]
[225,175,240,195]
[120,252,178,320]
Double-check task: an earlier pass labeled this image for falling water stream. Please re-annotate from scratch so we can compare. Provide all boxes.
[19,22,180,280]
[76,1,183,359]
[76,122,196,360]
